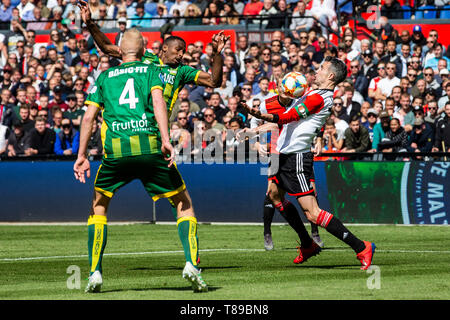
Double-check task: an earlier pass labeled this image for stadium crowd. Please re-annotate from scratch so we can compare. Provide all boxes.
[0,0,450,159]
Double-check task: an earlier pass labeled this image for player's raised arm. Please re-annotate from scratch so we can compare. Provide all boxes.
[195,31,229,88]
[78,0,121,59]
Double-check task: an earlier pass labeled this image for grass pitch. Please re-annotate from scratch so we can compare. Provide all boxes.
[0,223,449,300]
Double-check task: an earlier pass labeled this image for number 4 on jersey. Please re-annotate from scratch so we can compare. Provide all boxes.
[119,78,139,109]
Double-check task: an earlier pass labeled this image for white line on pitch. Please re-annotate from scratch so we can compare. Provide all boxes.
[1,247,450,263]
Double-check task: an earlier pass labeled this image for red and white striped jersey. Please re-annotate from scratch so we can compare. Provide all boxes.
[275,89,334,154]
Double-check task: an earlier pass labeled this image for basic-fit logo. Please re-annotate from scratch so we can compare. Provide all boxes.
[112,114,150,132]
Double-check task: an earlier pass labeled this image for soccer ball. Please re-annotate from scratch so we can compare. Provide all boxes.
[280,72,308,98]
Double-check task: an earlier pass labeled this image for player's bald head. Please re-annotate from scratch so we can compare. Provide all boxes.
[120,28,144,59]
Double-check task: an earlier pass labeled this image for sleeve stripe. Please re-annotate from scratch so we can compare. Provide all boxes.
[85,100,102,109]
[194,70,201,84]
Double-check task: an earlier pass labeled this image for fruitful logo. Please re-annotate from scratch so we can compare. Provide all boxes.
[111,114,150,132]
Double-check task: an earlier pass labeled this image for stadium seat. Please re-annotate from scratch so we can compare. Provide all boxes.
[338,0,353,15]
[440,5,450,19]
[402,5,412,19]
[144,3,157,16]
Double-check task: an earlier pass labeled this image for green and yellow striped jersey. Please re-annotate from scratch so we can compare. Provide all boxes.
[142,50,201,118]
[85,61,164,159]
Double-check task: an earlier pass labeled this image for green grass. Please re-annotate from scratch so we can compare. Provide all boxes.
[0,223,449,300]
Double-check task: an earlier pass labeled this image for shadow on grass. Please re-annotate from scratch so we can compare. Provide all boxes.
[101,286,221,293]
[130,266,242,271]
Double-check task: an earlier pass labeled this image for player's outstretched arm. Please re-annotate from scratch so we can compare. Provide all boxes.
[196,31,230,88]
[78,0,121,59]
[240,101,276,123]
[152,88,175,167]
[74,104,99,183]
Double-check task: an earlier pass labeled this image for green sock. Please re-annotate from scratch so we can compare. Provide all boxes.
[87,215,108,276]
[177,216,199,268]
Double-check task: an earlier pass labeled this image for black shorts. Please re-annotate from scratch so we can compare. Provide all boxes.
[268,152,315,197]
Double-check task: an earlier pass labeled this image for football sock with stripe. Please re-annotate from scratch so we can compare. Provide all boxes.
[276,200,312,248]
[263,194,275,235]
[177,216,199,269]
[316,210,365,253]
[87,215,108,276]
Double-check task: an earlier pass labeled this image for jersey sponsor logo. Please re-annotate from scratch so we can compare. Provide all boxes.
[89,86,97,94]
[111,113,151,133]
[108,66,148,78]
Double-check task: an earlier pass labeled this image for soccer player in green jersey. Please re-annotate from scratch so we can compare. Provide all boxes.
[78,0,228,118]
[74,28,208,293]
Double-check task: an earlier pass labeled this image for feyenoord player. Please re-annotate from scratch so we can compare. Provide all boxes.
[74,29,207,293]
[245,80,324,251]
[242,57,376,270]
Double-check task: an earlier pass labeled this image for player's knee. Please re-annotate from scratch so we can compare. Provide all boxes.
[170,190,194,213]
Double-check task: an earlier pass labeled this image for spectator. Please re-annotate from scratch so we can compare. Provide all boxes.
[0,0,13,30]
[6,120,26,156]
[378,118,409,153]
[63,93,84,130]
[51,108,63,133]
[0,88,16,128]
[399,43,411,78]
[349,59,369,99]
[203,107,225,131]
[87,118,102,156]
[175,110,190,132]
[393,93,415,132]
[26,7,47,30]
[370,110,391,152]
[290,1,314,38]
[381,39,403,79]
[363,107,378,143]
[372,40,386,65]
[258,0,277,29]
[62,0,80,19]
[438,82,450,110]
[184,3,202,26]
[380,0,403,20]
[432,102,450,153]
[332,96,350,123]
[342,116,371,153]
[17,104,34,133]
[411,25,427,47]
[424,100,439,128]
[368,61,387,101]
[202,1,221,25]
[342,86,361,120]
[423,67,442,96]
[48,85,69,112]
[130,2,152,28]
[97,4,115,29]
[243,0,264,24]
[322,117,344,151]
[425,43,450,73]
[23,116,56,155]
[54,117,79,156]
[266,0,291,29]
[17,0,35,21]
[215,70,234,104]
[169,0,189,16]
[411,78,427,99]
[207,92,229,123]
[406,118,434,157]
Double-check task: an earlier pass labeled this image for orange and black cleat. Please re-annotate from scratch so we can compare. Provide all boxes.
[294,240,321,264]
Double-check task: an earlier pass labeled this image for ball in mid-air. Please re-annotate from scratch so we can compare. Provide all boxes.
[281,72,308,98]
